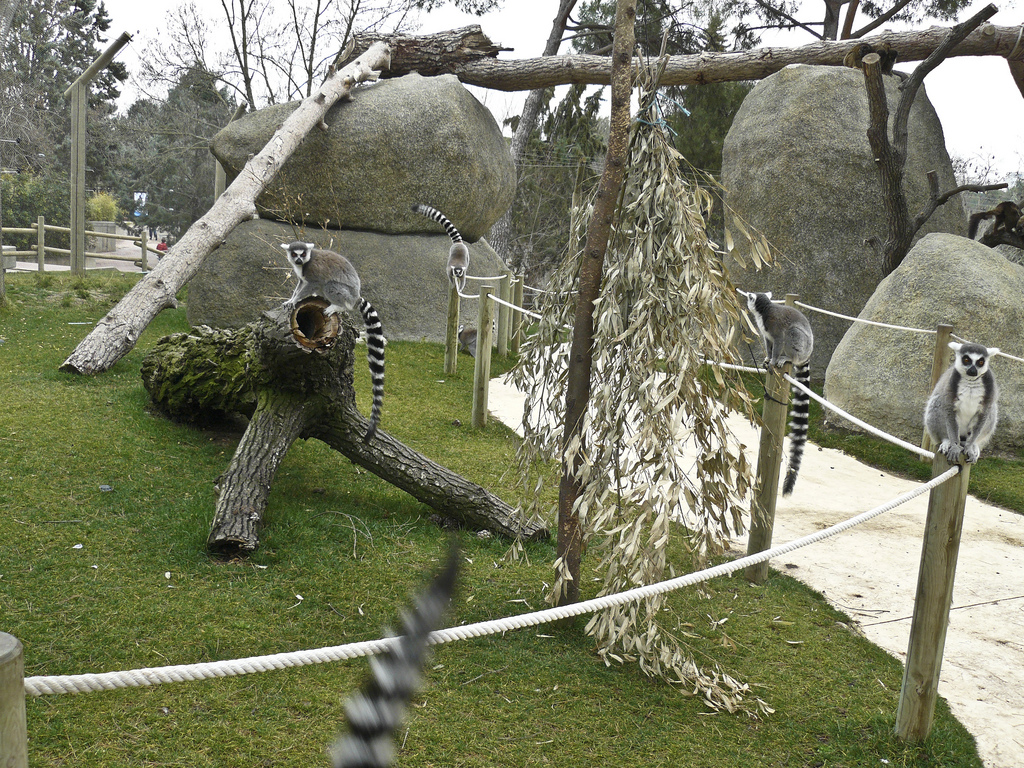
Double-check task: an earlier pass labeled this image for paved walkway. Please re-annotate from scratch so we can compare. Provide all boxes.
[489,375,1024,768]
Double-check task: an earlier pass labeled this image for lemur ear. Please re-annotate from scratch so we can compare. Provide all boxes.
[280,243,289,250]
[305,242,316,250]
[947,341,962,353]
[987,348,1000,358]
[763,291,772,300]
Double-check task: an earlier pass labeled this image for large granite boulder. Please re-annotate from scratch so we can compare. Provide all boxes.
[210,73,514,242]
[823,233,1024,456]
[723,65,966,379]
[187,219,508,342]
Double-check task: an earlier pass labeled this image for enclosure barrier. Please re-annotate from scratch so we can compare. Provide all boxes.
[1,465,956,692]
[0,216,152,272]
[3,290,1017,761]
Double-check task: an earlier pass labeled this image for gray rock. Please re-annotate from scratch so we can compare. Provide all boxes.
[186,219,509,342]
[723,65,966,379]
[210,73,515,242]
[823,233,1024,456]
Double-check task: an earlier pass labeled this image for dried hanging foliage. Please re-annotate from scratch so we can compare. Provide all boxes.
[511,60,775,715]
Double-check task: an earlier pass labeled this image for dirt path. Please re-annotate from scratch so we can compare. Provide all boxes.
[489,375,1024,768]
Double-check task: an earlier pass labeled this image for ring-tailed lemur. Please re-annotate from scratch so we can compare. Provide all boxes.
[411,203,469,292]
[457,324,477,358]
[281,241,385,442]
[924,341,1000,464]
[331,547,458,768]
[744,291,815,496]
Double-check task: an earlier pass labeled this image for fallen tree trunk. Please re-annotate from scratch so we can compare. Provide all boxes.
[141,300,547,556]
[352,21,1023,90]
[61,42,392,376]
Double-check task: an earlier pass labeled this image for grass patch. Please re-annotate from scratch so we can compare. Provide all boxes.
[0,273,985,767]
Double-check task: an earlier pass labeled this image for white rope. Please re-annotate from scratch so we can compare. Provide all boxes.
[793,301,936,336]
[463,274,508,282]
[783,373,935,459]
[24,465,958,698]
[950,333,1024,365]
[704,360,763,374]
[488,293,544,321]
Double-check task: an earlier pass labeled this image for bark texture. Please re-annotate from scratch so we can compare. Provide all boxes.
[61,42,393,375]
[140,301,547,556]
[439,23,1022,91]
[859,5,998,275]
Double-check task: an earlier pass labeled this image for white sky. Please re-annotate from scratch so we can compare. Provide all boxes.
[102,0,1024,177]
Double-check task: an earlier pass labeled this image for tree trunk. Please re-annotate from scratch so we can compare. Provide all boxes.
[61,42,393,376]
[141,301,547,556]
[556,0,635,608]
[857,5,998,275]
[440,23,1021,91]
[488,0,579,270]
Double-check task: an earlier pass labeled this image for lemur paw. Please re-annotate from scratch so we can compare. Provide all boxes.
[938,440,962,463]
[964,444,981,463]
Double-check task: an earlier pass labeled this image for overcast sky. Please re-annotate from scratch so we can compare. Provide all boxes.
[102,0,1023,178]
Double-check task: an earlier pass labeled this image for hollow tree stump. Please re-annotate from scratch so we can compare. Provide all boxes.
[140,299,547,555]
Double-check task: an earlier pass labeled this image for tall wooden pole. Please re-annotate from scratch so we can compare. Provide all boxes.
[65,32,132,275]
[0,633,27,768]
[744,362,791,583]
[471,287,495,428]
[920,324,953,457]
[444,282,460,375]
[895,453,971,741]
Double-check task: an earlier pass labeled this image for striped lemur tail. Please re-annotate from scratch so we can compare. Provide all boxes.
[357,297,385,442]
[411,203,469,291]
[331,547,458,768]
[783,360,811,496]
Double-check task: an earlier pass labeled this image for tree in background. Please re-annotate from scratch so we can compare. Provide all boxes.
[111,64,236,238]
[0,0,125,238]
[139,0,501,109]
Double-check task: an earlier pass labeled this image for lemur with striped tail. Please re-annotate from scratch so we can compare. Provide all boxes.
[331,548,458,768]
[744,291,815,496]
[281,241,385,442]
[924,341,999,464]
[411,203,469,292]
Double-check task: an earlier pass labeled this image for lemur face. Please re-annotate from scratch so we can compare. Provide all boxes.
[950,341,999,378]
[281,241,316,267]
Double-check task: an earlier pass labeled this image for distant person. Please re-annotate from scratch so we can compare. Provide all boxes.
[149,225,157,239]
[156,238,168,257]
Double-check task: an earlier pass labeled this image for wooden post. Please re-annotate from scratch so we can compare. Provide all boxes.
[0,633,28,768]
[511,275,524,355]
[36,216,44,270]
[444,281,460,376]
[895,453,971,741]
[920,324,953,458]
[65,32,131,275]
[497,273,511,357]
[471,286,495,428]
[69,82,87,274]
[745,362,791,584]
[140,230,148,272]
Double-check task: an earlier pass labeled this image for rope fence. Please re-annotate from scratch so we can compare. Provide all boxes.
[22,465,959,698]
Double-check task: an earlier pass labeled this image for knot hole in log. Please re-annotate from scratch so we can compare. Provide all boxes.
[290,297,341,350]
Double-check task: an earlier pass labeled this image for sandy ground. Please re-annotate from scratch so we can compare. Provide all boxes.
[488,375,1024,768]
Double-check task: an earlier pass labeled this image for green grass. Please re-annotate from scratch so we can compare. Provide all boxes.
[0,273,987,767]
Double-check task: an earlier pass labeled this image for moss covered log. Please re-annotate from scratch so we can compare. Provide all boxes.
[141,300,547,555]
